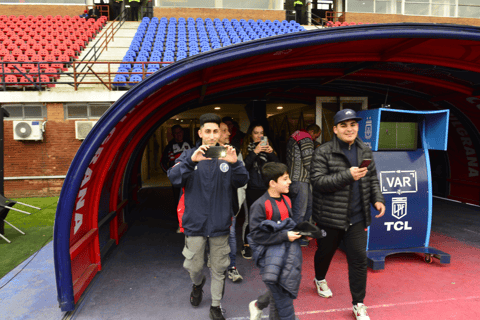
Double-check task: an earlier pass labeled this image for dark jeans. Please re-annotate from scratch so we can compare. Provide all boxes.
[314,222,368,305]
[130,2,140,21]
[288,181,312,224]
[112,2,122,20]
[243,188,266,245]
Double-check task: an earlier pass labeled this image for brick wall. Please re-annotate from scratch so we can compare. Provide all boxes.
[0,5,87,18]
[154,7,286,21]
[344,12,480,27]
[4,103,82,198]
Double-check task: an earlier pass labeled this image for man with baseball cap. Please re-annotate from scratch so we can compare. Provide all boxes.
[168,113,249,320]
[310,109,385,320]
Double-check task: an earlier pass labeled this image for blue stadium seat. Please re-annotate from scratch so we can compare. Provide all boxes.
[113,75,127,86]
[130,75,143,83]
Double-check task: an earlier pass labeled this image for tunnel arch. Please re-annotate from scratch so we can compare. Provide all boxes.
[54,23,480,311]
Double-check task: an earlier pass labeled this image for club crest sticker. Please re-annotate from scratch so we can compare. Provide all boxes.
[220,163,229,173]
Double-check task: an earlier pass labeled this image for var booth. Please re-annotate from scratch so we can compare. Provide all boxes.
[53,24,480,311]
[357,108,451,270]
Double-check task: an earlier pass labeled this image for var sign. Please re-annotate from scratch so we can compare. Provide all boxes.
[380,170,418,195]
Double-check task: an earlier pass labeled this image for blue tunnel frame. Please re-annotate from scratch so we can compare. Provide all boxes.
[54,23,480,311]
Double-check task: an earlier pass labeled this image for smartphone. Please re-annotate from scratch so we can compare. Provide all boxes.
[260,136,268,146]
[359,159,371,168]
[203,146,227,158]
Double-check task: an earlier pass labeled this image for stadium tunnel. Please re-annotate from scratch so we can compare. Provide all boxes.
[54,23,480,311]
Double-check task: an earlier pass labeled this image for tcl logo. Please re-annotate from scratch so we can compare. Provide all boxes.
[385,221,413,231]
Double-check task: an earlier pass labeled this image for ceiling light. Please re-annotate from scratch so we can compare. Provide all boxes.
[176,118,179,120]
[214,107,221,110]
[277,106,283,110]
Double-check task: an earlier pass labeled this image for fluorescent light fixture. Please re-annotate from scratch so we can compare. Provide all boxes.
[214,107,221,110]
[277,106,283,110]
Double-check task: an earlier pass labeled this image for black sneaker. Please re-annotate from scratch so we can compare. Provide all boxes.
[209,305,225,320]
[190,276,206,307]
[242,246,252,259]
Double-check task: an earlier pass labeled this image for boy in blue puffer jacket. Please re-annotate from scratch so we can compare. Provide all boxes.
[247,162,302,320]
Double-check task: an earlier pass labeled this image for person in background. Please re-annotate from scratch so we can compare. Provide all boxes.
[161,124,193,232]
[129,0,141,21]
[218,122,247,282]
[222,116,245,151]
[88,4,100,21]
[285,124,321,247]
[307,124,322,149]
[247,162,302,320]
[167,113,249,320]
[112,0,123,20]
[79,10,89,19]
[240,121,279,259]
[310,109,385,320]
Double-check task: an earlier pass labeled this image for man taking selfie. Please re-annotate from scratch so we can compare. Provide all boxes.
[167,113,249,320]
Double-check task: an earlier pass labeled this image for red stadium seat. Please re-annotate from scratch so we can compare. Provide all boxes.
[58,43,67,52]
[57,35,65,42]
[71,43,81,53]
[44,66,58,79]
[12,67,27,77]
[46,15,53,20]
[52,39,61,48]
[52,49,61,57]
[4,75,17,86]
[25,49,36,58]
[33,34,42,42]
[1,67,12,75]
[0,34,6,42]
[65,49,77,59]
[31,54,42,64]
[0,48,9,58]
[63,39,73,47]
[45,43,54,52]
[28,66,39,75]
[12,49,23,57]
[27,15,35,20]
[45,54,56,62]
[37,74,54,87]
[32,43,42,52]
[10,34,19,42]
[20,43,28,52]
[20,75,35,86]
[17,54,29,62]
[7,43,16,51]
[18,15,26,21]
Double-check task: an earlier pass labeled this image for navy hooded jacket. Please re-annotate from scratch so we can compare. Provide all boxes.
[167,146,249,237]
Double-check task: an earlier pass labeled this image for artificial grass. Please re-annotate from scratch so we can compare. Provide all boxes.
[0,197,58,279]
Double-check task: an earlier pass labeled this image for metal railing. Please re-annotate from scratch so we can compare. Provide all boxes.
[0,60,174,91]
[74,8,129,87]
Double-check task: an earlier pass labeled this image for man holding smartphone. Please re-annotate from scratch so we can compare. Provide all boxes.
[310,109,385,320]
[167,114,249,320]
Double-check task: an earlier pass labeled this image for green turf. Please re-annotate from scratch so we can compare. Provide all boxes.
[0,197,58,279]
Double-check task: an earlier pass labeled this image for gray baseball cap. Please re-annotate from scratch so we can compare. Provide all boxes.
[334,109,362,126]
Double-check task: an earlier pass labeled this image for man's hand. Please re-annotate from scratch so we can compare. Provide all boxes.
[254,144,268,154]
[374,202,385,218]
[222,145,238,163]
[191,145,211,162]
[350,167,368,181]
[287,231,302,242]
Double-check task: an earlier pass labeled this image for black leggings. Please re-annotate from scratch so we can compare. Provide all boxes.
[314,222,368,305]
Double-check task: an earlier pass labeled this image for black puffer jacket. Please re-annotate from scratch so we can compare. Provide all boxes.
[310,136,385,230]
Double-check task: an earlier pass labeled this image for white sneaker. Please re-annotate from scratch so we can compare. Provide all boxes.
[249,300,262,320]
[228,267,243,282]
[353,303,370,320]
[314,278,333,298]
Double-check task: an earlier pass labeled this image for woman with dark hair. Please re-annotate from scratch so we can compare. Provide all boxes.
[240,121,279,259]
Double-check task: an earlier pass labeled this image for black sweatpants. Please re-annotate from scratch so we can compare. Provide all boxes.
[314,222,368,305]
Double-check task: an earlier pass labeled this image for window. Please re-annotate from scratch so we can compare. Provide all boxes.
[65,103,111,119]
[1,104,46,120]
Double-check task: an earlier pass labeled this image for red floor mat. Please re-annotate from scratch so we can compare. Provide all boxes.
[294,232,480,320]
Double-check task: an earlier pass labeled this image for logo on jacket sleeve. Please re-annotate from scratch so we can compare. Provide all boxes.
[220,163,229,173]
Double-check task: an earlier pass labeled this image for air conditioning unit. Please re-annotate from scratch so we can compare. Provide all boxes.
[75,121,97,140]
[13,121,44,141]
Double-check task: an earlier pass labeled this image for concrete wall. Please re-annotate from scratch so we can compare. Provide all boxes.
[153,7,286,21]
[345,12,480,27]
[0,4,87,18]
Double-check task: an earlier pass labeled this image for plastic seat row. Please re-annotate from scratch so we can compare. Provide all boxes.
[326,21,369,27]
[114,18,305,87]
